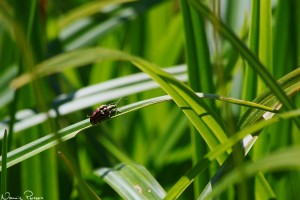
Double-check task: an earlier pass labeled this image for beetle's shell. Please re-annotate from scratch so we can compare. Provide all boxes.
[90,104,117,125]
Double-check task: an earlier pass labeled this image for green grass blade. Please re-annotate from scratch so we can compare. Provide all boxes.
[95,163,166,199]
[0,120,88,170]
[239,68,300,129]
[180,0,214,195]
[128,59,228,162]
[258,0,272,73]
[180,0,214,94]
[242,0,259,101]
[272,0,294,78]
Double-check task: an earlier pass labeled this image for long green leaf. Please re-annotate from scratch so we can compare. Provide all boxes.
[180,0,214,195]
[95,163,166,199]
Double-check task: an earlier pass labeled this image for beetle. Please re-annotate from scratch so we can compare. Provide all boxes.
[89,98,124,125]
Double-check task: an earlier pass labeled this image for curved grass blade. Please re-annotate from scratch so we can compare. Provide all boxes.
[240,67,300,128]
[0,85,277,140]
[0,120,89,171]
[95,163,166,199]
[207,109,300,161]
[11,47,230,163]
[0,91,278,171]
[181,0,216,195]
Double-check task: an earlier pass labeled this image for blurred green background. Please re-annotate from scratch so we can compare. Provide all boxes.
[0,0,300,199]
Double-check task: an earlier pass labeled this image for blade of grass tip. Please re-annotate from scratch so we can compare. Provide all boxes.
[58,151,101,200]
[188,0,300,128]
[1,130,8,195]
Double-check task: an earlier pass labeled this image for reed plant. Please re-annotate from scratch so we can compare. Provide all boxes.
[0,0,299,199]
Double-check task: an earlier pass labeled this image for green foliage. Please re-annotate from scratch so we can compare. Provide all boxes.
[0,0,299,199]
